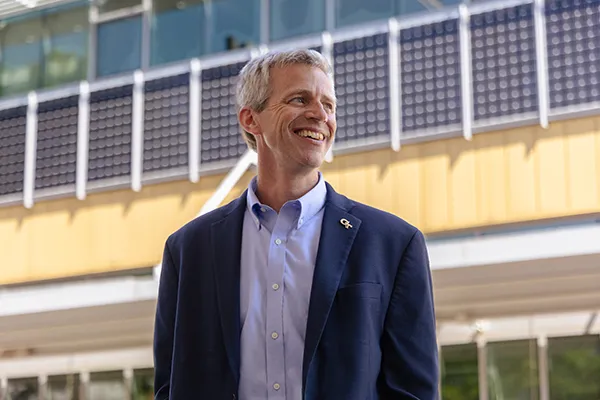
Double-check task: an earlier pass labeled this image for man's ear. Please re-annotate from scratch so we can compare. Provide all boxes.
[239,107,261,137]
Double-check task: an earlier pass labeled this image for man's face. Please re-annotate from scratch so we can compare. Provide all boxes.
[246,64,337,172]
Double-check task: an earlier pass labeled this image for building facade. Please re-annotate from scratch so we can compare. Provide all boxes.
[0,0,599,398]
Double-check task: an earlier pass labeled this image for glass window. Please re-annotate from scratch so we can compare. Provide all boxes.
[132,368,154,400]
[44,6,89,88]
[89,371,126,400]
[548,335,600,399]
[441,344,479,400]
[0,15,43,96]
[7,377,38,400]
[208,0,260,53]
[97,0,142,13]
[270,0,325,42]
[151,0,206,65]
[47,374,80,400]
[96,16,142,77]
[487,339,539,400]
[335,0,427,28]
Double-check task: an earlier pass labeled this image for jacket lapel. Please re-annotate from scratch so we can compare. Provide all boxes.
[210,193,247,386]
[302,184,362,389]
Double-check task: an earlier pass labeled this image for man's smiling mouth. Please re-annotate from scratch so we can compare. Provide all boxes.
[294,129,326,141]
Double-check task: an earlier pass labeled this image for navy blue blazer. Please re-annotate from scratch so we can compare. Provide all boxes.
[154,183,438,400]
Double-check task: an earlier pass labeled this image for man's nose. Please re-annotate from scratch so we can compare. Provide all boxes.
[305,102,328,122]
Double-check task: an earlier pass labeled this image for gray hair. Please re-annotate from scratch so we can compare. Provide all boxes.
[235,49,334,151]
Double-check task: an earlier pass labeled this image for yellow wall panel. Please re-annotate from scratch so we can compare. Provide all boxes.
[420,141,451,232]
[388,145,422,228]
[475,132,508,223]
[564,119,599,211]
[505,126,538,219]
[0,175,228,284]
[536,124,569,213]
[3,115,600,284]
[447,138,478,228]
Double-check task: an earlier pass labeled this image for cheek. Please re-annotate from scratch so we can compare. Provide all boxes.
[328,117,337,134]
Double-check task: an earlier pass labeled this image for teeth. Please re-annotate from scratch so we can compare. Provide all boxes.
[296,129,324,141]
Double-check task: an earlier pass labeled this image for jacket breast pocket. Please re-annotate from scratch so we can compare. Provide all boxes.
[328,282,382,346]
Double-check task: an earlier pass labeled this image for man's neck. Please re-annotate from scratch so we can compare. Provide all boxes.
[255,167,320,213]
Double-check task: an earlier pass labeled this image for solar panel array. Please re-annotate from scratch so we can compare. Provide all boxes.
[143,73,190,174]
[200,62,248,165]
[471,4,538,120]
[0,2,599,205]
[88,85,134,182]
[400,20,462,134]
[334,33,390,143]
[546,0,600,108]
[35,96,79,190]
[0,107,27,197]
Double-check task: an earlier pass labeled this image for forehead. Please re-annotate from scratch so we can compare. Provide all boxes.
[269,64,335,96]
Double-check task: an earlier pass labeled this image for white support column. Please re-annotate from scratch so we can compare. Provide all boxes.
[131,69,145,192]
[23,91,38,209]
[534,0,550,129]
[76,81,90,201]
[79,371,90,400]
[388,17,401,152]
[1,377,7,399]
[459,4,474,141]
[537,335,550,400]
[38,374,48,400]
[123,368,134,399]
[189,59,202,183]
[477,335,488,400]
[321,31,335,163]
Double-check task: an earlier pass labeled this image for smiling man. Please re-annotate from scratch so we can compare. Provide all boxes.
[153,49,439,400]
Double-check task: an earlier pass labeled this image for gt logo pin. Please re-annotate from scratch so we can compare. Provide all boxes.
[340,218,352,229]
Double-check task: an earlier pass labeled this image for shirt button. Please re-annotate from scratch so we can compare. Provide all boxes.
[271,331,279,340]
[272,283,279,291]
[274,238,282,245]
[273,383,281,391]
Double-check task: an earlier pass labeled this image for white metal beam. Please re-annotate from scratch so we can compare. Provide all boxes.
[23,91,38,209]
[76,81,90,201]
[388,18,401,152]
[0,347,152,379]
[428,223,600,270]
[188,59,202,184]
[534,0,550,129]
[459,4,474,141]
[131,70,145,193]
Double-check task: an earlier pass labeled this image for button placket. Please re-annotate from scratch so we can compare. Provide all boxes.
[264,211,292,399]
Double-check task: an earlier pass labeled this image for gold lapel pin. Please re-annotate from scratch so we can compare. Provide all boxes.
[340,218,352,229]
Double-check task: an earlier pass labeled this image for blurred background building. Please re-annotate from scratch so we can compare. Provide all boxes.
[0,0,599,398]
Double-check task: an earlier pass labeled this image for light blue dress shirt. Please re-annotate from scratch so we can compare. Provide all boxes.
[238,173,327,400]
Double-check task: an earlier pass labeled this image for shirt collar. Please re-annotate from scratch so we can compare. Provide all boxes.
[245,172,327,230]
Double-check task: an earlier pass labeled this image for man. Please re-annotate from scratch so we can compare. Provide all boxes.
[154,49,438,400]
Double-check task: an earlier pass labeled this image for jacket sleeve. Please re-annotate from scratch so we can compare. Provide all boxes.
[153,239,178,400]
[379,229,439,399]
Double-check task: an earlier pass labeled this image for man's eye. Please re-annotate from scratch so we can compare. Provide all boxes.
[290,97,305,104]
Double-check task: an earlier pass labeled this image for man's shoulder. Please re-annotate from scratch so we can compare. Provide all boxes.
[166,195,245,248]
[342,194,419,238]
